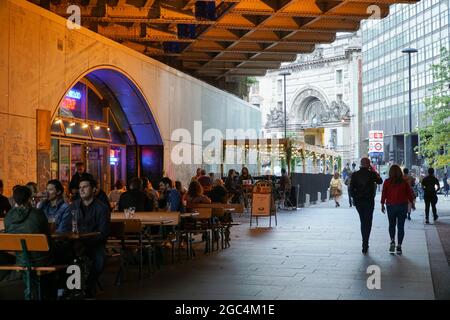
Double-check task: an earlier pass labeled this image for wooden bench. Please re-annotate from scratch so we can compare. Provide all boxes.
[0,233,67,300]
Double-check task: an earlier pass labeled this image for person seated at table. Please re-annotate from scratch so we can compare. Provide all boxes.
[26,181,43,208]
[94,181,112,212]
[8,185,20,208]
[197,169,213,191]
[158,177,182,212]
[69,162,93,201]
[238,167,254,185]
[225,169,242,204]
[238,167,253,208]
[4,186,53,298]
[0,179,11,217]
[208,179,228,204]
[175,181,187,207]
[118,178,153,212]
[38,179,71,233]
[141,177,159,211]
[108,179,126,206]
[186,181,211,207]
[70,177,110,299]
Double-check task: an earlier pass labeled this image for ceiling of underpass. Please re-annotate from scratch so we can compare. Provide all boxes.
[29,0,418,93]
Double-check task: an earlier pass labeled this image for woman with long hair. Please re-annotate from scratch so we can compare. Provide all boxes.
[330,172,343,207]
[225,169,241,204]
[381,164,415,254]
[186,180,211,207]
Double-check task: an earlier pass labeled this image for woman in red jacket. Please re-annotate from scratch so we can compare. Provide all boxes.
[381,164,415,254]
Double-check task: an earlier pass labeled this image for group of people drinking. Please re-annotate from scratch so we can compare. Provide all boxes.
[0,163,270,299]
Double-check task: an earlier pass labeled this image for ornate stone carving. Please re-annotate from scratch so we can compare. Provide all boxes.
[329,100,350,121]
[295,47,324,63]
[265,105,287,128]
[290,88,350,127]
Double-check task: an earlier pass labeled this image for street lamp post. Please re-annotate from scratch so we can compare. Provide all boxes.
[401,48,418,169]
[279,70,291,139]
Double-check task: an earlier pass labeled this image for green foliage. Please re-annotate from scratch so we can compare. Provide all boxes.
[418,47,450,168]
[245,77,258,86]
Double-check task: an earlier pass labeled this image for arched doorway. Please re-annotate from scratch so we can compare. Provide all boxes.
[49,68,163,193]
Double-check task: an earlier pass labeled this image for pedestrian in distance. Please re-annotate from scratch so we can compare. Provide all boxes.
[402,168,417,220]
[330,172,343,207]
[421,168,440,224]
[443,173,449,197]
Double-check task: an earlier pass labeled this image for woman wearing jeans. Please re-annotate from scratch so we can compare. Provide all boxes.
[381,165,415,254]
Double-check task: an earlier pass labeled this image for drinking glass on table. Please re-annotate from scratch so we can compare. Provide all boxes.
[71,210,78,233]
[129,207,136,218]
[124,208,130,219]
[48,217,56,233]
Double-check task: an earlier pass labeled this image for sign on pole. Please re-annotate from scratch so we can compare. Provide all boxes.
[368,130,384,154]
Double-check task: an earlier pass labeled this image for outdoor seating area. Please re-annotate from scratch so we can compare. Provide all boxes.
[0,169,289,300]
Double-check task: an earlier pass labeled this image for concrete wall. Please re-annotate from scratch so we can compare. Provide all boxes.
[0,0,260,193]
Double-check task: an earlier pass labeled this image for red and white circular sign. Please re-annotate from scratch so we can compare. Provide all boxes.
[374,143,382,151]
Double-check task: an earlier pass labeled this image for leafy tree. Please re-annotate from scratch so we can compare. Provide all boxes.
[418,47,450,168]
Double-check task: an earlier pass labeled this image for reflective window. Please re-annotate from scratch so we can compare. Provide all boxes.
[63,120,90,138]
[88,88,106,122]
[91,125,111,141]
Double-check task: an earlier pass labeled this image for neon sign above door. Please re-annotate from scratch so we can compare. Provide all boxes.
[66,89,81,100]
[61,97,77,110]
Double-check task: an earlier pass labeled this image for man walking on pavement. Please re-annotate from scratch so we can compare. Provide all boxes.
[350,157,383,254]
[421,167,440,224]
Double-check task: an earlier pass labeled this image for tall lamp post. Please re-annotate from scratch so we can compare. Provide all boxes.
[279,70,291,139]
[401,48,418,169]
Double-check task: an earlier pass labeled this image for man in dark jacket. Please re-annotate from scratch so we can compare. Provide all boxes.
[350,157,383,254]
[421,167,440,223]
[4,186,51,298]
[69,162,93,201]
[119,178,153,212]
[69,177,110,298]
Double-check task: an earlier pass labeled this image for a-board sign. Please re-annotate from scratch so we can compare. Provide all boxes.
[251,193,271,216]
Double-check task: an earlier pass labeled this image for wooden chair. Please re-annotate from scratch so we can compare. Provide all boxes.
[144,212,181,266]
[186,203,243,250]
[182,207,213,256]
[106,221,126,285]
[0,233,67,300]
[108,219,151,280]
